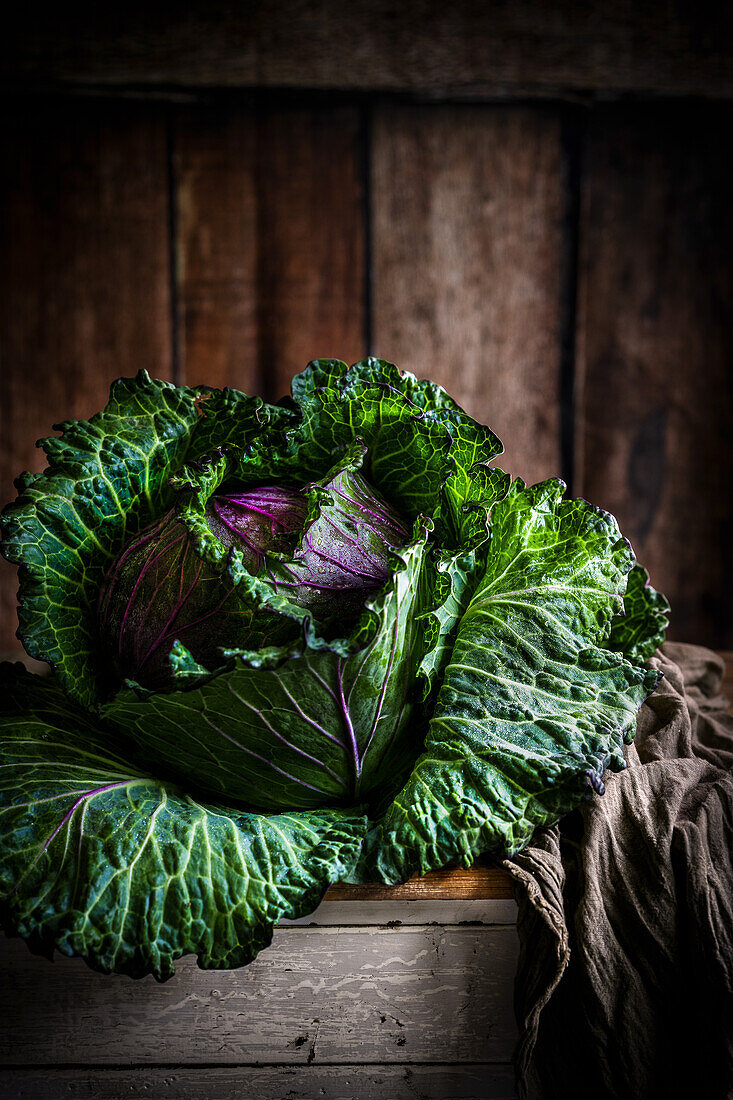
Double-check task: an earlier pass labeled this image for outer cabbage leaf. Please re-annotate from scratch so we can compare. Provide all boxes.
[280,358,453,518]
[315,358,507,545]
[0,665,365,980]
[416,546,484,699]
[104,524,431,812]
[0,373,205,708]
[185,385,293,462]
[607,563,670,662]
[0,374,295,709]
[351,479,661,883]
[274,359,505,534]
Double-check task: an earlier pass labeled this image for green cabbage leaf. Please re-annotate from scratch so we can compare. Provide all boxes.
[0,665,364,980]
[351,480,661,882]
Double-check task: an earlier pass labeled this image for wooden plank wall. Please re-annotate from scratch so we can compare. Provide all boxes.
[2,95,731,650]
[576,106,733,646]
[371,105,565,486]
[174,104,365,396]
[0,101,174,657]
[4,2,733,97]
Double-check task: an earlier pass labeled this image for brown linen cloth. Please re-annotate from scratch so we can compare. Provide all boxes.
[504,643,733,1100]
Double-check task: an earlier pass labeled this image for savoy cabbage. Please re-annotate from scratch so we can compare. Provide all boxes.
[0,359,668,979]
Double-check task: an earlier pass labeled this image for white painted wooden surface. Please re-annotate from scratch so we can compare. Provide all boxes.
[0,900,519,1100]
[285,897,519,925]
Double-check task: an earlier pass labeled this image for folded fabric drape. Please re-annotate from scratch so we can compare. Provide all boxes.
[506,643,733,1100]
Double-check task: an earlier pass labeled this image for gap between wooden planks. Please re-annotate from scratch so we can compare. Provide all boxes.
[330,650,733,903]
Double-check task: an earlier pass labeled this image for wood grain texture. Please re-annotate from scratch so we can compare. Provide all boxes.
[575,105,733,648]
[4,1,733,96]
[174,103,365,397]
[372,105,564,484]
[0,927,519,1066]
[0,1065,517,1100]
[328,862,514,901]
[0,100,172,658]
[173,105,259,392]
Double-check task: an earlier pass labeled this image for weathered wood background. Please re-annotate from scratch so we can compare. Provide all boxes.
[1,6,732,1099]
[2,99,732,653]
